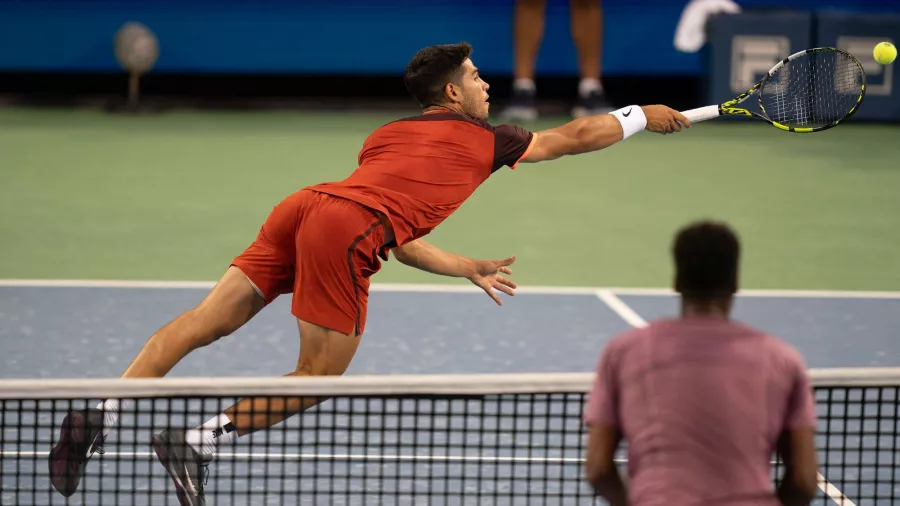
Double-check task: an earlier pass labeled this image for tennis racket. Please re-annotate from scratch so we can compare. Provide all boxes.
[681,47,866,133]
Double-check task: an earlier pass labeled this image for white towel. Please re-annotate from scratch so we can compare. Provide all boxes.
[674,0,742,53]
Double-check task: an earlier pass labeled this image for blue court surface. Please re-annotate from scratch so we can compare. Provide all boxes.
[1,282,899,379]
[1,281,899,505]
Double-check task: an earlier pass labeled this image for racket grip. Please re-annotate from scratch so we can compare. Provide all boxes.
[681,105,721,123]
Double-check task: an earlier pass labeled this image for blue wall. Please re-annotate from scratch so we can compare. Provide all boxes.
[0,0,896,76]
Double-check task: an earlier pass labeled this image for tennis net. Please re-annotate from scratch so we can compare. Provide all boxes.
[0,368,898,505]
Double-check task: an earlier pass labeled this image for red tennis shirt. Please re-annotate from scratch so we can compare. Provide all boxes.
[308,110,536,250]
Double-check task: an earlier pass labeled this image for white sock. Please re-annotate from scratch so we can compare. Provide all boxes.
[96,399,132,438]
[514,78,536,92]
[184,414,238,456]
[579,78,602,97]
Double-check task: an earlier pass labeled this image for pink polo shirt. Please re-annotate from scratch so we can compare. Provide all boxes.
[584,317,817,506]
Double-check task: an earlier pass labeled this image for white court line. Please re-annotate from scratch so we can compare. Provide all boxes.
[1,449,585,464]
[593,291,857,506]
[1,279,899,299]
[595,290,649,328]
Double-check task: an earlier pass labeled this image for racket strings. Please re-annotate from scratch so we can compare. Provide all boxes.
[760,50,863,129]
[769,72,790,125]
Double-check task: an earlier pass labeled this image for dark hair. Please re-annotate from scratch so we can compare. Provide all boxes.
[673,220,740,300]
[404,42,473,108]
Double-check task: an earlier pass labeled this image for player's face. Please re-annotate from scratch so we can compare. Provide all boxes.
[457,59,490,120]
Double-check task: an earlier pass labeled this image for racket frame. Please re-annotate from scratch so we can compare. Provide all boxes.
[682,47,867,133]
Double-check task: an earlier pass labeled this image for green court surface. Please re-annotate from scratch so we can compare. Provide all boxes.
[1,107,898,290]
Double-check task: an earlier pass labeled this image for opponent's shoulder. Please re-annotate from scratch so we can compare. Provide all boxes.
[728,320,794,349]
[761,332,807,366]
[601,319,678,358]
[599,325,652,359]
[726,321,808,371]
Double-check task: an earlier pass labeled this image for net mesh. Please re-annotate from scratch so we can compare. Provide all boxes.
[1,370,898,505]
[760,49,864,129]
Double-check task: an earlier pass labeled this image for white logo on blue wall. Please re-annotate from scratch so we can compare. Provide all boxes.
[730,36,791,93]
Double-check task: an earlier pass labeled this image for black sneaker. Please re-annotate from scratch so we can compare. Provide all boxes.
[48,408,106,497]
[152,429,211,506]
[572,90,615,118]
[500,86,538,122]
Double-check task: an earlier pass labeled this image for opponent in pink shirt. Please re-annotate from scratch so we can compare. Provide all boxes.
[584,221,819,506]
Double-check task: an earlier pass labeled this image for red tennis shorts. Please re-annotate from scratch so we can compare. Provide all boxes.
[231,189,386,336]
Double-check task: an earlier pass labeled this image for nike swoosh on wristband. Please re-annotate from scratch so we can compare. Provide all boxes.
[623,108,632,117]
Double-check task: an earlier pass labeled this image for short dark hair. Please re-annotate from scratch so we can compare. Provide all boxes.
[404,42,473,108]
[673,220,740,299]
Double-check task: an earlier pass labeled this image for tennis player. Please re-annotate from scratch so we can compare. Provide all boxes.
[49,42,690,505]
[583,220,820,506]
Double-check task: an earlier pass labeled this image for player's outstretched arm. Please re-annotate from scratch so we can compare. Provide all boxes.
[392,239,517,305]
[521,105,691,164]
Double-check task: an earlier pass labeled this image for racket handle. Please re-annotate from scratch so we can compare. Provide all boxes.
[681,105,721,123]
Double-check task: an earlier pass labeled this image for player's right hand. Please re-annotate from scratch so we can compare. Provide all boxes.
[641,105,691,135]
[467,255,517,306]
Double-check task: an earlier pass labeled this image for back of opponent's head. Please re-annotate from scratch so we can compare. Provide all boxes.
[673,220,740,306]
[404,42,473,109]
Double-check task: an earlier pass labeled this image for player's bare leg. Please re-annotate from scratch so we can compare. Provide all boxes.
[501,0,547,122]
[223,319,360,435]
[49,266,266,498]
[570,0,614,117]
[152,319,360,505]
[121,266,267,378]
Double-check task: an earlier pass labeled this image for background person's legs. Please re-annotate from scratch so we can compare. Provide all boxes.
[570,0,614,117]
[501,0,546,122]
[501,0,613,121]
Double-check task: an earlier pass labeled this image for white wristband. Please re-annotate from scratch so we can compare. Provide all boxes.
[608,106,647,140]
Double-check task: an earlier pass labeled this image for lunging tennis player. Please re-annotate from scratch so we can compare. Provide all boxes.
[50,42,690,505]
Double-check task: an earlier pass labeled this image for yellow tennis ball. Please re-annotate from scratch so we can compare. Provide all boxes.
[874,42,896,65]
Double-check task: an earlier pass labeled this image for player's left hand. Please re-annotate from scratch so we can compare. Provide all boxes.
[467,255,517,306]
